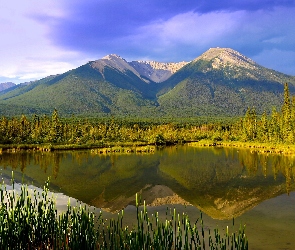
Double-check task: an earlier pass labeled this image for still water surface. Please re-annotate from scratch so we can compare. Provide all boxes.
[0,145,294,249]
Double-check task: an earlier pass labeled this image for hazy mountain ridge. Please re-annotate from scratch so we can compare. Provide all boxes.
[0,47,295,117]
[0,82,16,92]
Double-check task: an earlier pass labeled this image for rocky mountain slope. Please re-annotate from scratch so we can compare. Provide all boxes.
[129,60,188,83]
[0,47,294,117]
[157,48,295,116]
[193,47,289,83]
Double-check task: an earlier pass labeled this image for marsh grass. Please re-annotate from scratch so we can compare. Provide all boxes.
[91,145,156,155]
[0,173,248,249]
[0,142,156,154]
[189,140,295,155]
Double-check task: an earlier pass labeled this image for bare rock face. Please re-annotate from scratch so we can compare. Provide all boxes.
[194,47,257,70]
[129,61,189,83]
[90,53,189,83]
[193,47,288,83]
[90,54,142,79]
[193,47,260,79]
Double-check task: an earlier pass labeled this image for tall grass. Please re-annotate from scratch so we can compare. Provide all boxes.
[0,173,248,249]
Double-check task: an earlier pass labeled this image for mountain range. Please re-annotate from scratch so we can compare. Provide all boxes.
[1,47,295,117]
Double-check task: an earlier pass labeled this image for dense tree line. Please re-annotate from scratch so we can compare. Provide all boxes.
[0,83,294,146]
[237,83,295,143]
[0,109,214,145]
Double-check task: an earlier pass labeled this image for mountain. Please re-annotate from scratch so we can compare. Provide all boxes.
[0,55,159,116]
[157,47,295,116]
[0,47,295,117]
[0,82,16,92]
[129,60,188,83]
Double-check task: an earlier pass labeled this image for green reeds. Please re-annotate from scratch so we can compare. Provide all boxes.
[0,174,248,249]
[91,145,156,155]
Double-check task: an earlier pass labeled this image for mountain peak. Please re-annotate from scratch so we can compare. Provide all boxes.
[194,47,257,70]
[91,54,141,78]
[102,54,125,61]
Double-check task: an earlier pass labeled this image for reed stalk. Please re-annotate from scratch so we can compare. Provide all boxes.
[0,174,248,249]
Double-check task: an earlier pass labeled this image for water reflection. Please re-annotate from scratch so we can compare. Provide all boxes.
[0,146,294,219]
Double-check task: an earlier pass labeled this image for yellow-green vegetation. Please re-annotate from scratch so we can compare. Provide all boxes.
[188,140,295,155]
[0,83,295,153]
[0,143,155,154]
[0,174,248,249]
[90,145,156,154]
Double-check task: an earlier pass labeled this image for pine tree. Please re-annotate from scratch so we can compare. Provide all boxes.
[50,109,61,143]
[291,96,295,142]
[0,116,8,143]
[242,108,251,141]
[257,111,268,142]
[269,108,281,142]
[243,107,257,141]
[19,115,30,142]
[281,83,293,143]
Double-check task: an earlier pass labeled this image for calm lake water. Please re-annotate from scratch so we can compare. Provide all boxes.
[0,145,294,249]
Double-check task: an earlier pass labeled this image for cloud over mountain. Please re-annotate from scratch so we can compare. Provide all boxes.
[1,1,295,84]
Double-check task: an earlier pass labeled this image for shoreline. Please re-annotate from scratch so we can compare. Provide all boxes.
[189,140,295,155]
[1,140,295,155]
[0,142,158,154]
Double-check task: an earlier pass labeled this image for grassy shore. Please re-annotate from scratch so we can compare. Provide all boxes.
[188,140,295,155]
[0,142,157,153]
[1,139,295,156]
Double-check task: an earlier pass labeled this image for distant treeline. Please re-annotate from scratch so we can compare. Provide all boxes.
[0,83,294,146]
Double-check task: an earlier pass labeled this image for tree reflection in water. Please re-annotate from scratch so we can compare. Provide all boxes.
[0,146,294,218]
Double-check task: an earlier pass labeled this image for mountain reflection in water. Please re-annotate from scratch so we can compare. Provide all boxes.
[0,145,294,220]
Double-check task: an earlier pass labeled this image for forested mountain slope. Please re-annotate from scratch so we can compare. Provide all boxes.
[157,48,295,116]
[0,57,158,116]
[0,47,294,117]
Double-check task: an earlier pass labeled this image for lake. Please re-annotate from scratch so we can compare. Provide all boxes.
[0,145,294,249]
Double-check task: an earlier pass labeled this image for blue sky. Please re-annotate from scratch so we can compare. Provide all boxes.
[1,0,295,84]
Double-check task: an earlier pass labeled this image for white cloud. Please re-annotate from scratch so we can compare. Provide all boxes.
[1,1,295,82]
[131,11,239,50]
[152,11,240,45]
[0,1,83,83]
[125,6,295,72]
[262,36,285,44]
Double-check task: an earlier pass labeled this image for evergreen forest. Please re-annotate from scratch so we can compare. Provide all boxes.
[0,83,294,148]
